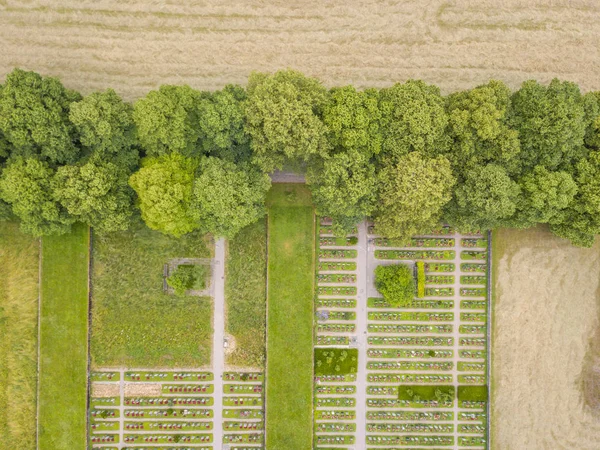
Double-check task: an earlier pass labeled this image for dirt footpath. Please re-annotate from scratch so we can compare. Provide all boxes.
[492,227,600,450]
[1,0,600,99]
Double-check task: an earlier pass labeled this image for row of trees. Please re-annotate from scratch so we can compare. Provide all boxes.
[1,68,600,246]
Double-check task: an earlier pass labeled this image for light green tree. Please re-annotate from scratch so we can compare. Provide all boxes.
[374,264,415,307]
[129,152,199,237]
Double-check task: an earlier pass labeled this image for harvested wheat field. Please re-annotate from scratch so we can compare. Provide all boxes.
[1,0,600,99]
[492,227,600,450]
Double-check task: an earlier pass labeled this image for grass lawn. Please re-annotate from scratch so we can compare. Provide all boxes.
[0,222,39,449]
[90,219,213,368]
[225,219,267,368]
[265,184,315,450]
[38,223,89,450]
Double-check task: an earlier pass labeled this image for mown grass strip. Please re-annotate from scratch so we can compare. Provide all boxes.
[38,223,89,450]
[265,184,314,450]
[0,222,39,449]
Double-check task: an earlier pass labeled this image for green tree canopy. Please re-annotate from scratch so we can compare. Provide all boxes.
[197,85,250,162]
[0,68,82,164]
[191,157,271,238]
[0,157,74,236]
[583,91,600,150]
[374,152,455,241]
[374,264,415,307]
[444,80,521,177]
[133,85,201,157]
[54,160,135,233]
[69,88,136,155]
[509,166,577,228]
[244,69,330,172]
[509,79,586,172]
[129,152,199,237]
[322,86,381,157]
[550,151,600,247]
[378,80,448,160]
[308,151,377,234]
[445,164,521,232]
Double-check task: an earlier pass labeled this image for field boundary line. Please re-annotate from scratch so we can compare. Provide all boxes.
[35,237,42,450]
[264,213,270,448]
[486,230,492,450]
[85,227,93,448]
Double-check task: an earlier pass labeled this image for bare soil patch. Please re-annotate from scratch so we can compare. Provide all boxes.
[124,383,162,397]
[492,227,600,449]
[91,383,119,398]
[2,1,600,99]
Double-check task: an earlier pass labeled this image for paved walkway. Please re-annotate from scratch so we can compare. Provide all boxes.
[355,221,369,449]
[212,238,226,449]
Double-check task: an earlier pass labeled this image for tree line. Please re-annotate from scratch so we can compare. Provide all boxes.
[1,68,600,246]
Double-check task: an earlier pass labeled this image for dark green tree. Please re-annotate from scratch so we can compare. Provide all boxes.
[445,164,521,232]
[191,157,271,238]
[509,79,586,172]
[0,157,74,236]
[374,152,455,241]
[129,152,199,237]
[444,80,521,177]
[378,80,448,160]
[197,85,250,162]
[244,70,330,172]
[133,85,201,157]
[0,68,82,164]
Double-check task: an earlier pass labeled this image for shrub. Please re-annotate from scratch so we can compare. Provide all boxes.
[457,385,488,402]
[374,264,415,307]
[398,385,455,402]
[166,265,196,296]
[314,348,358,376]
[416,261,425,298]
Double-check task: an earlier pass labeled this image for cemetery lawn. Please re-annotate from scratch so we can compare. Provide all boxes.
[265,184,315,450]
[38,223,89,450]
[225,219,267,368]
[0,222,39,449]
[90,220,213,368]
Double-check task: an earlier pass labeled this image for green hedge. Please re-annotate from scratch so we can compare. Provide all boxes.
[416,261,425,298]
[457,385,488,402]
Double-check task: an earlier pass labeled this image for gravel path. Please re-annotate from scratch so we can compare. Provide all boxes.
[355,221,369,449]
[212,237,226,449]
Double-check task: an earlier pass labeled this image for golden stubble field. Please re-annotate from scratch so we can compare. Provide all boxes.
[493,227,600,449]
[1,0,600,99]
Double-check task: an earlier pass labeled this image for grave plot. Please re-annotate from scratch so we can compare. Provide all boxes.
[88,370,214,449]
[366,226,489,449]
[314,218,359,449]
[222,371,265,448]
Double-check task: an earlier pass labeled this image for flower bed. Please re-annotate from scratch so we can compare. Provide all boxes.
[460,350,486,359]
[224,384,262,394]
[315,385,356,395]
[425,287,454,297]
[124,421,213,431]
[318,286,357,296]
[90,421,120,431]
[224,422,263,431]
[368,336,453,346]
[316,435,355,445]
[223,409,262,419]
[460,275,486,285]
[223,434,262,444]
[314,410,355,421]
[459,411,487,421]
[314,374,356,383]
[461,287,486,297]
[315,423,356,432]
[316,397,355,407]
[366,435,453,446]
[368,374,452,383]
[222,396,262,407]
[375,250,455,260]
[459,375,487,384]
[425,275,454,284]
[123,434,212,444]
[458,436,487,447]
[374,237,454,248]
[368,423,453,433]
[461,250,487,260]
[316,298,356,308]
[368,324,453,333]
[125,371,213,382]
[90,397,120,407]
[425,262,455,273]
[90,435,118,444]
[366,361,453,371]
[316,335,349,345]
[162,384,213,394]
[124,397,212,407]
[461,300,487,310]
[318,261,356,271]
[367,297,453,309]
[461,238,488,248]
[367,349,453,359]
[460,337,486,346]
[90,408,119,419]
[319,236,358,247]
[223,372,263,382]
[317,273,356,283]
[123,409,212,419]
[459,325,486,334]
[461,263,487,273]
[367,399,452,408]
[368,312,454,322]
[317,323,355,333]
[459,424,486,433]
[319,249,357,259]
[367,386,397,395]
[91,372,120,381]
[367,411,453,421]
[457,362,486,372]
[461,313,486,322]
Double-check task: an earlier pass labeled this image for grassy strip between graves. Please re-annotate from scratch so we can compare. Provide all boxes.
[225,218,267,368]
[266,184,315,450]
[38,223,89,450]
[0,222,39,449]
